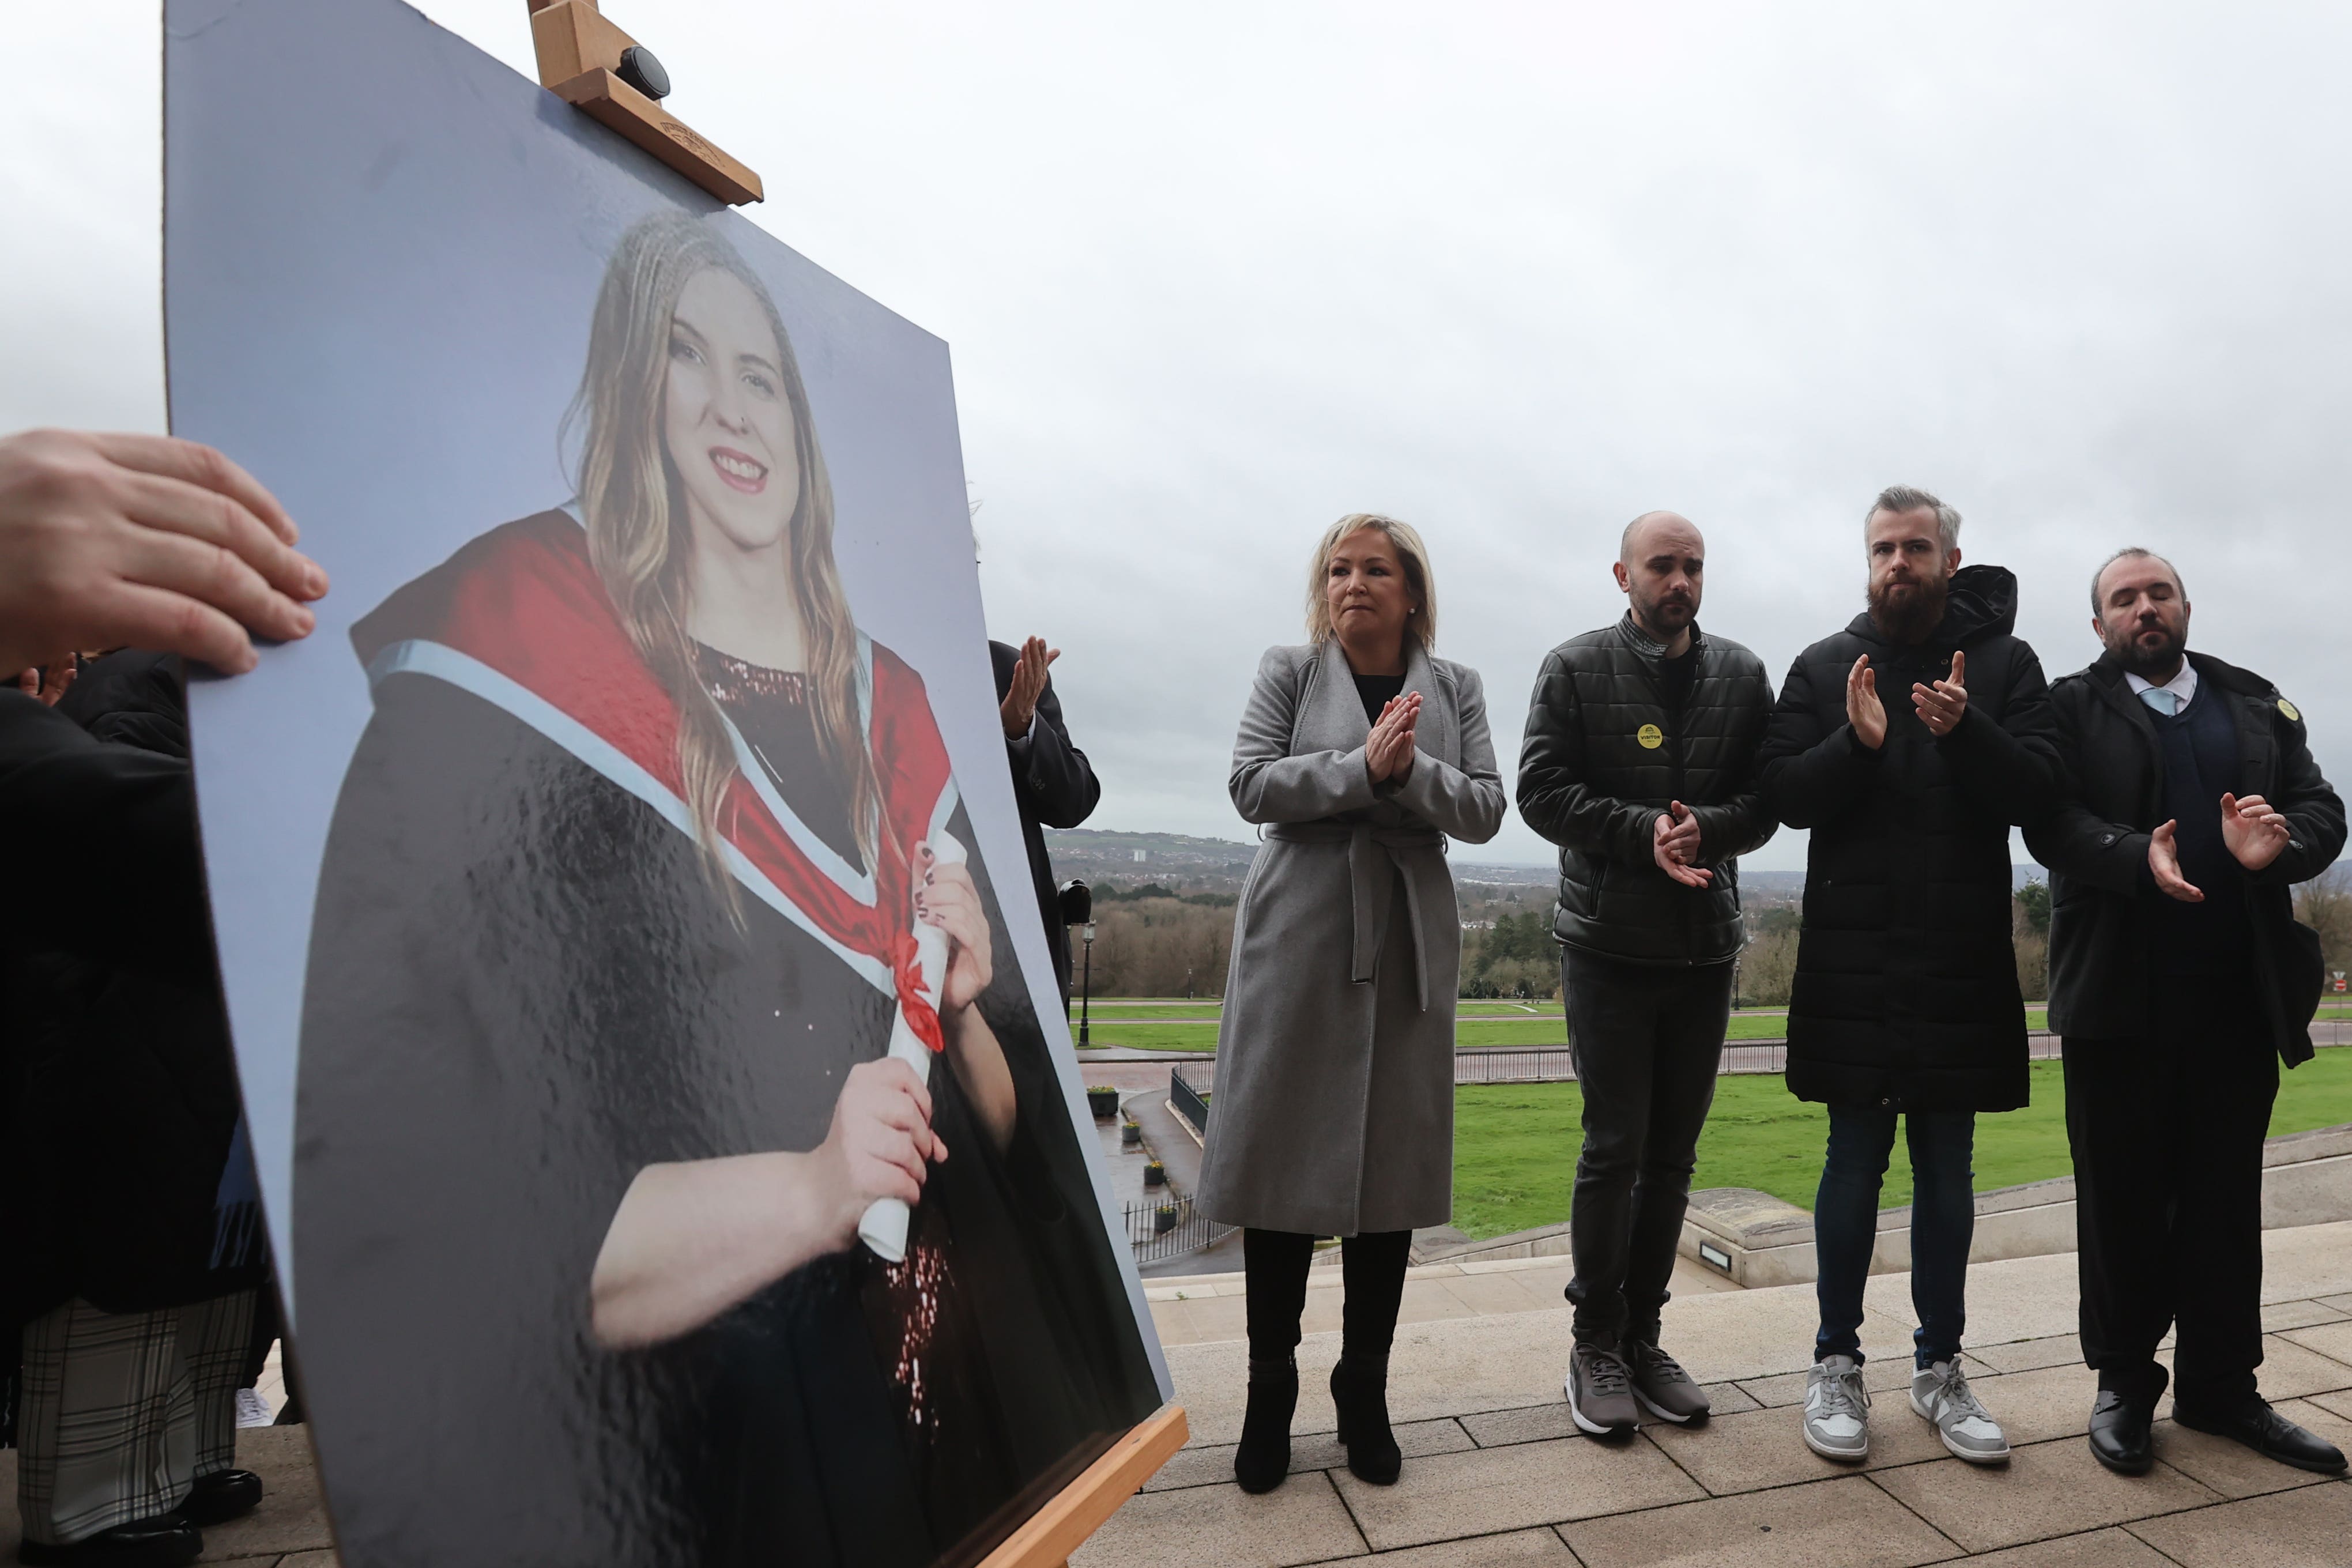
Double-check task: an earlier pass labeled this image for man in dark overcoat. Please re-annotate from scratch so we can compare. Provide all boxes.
[1517,510,1776,1438]
[990,636,1101,1003]
[2024,548,2346,1477]
[1756,485,2060,1467]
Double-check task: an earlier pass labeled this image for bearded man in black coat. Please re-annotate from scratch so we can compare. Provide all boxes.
[991,636,1102,1003]
[2025,548,2346,1479]
[1757,485,2061,1468]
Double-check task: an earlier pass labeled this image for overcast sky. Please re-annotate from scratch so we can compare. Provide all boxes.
[11,3,2350,869]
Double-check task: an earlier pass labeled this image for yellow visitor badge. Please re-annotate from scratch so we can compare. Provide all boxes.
[1637,723,1664,749]
[2280,697,2302,723]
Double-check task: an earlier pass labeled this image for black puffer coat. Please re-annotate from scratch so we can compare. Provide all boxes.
[1518,616,1777,965]
[1756,567,2061,1111]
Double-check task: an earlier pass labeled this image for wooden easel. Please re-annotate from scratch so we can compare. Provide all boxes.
[522,10,1190,1559]
[526,0,763,204]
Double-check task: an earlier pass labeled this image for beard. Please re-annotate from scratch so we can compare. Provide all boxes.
[1630,583,1697,641]
[2106,617,2188,678]
[1868,571,1949,644]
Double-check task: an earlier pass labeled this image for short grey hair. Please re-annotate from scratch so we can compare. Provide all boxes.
[1864,485,1961,553]
[2090,546,2186,613]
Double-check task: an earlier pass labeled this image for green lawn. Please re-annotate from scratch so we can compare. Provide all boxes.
[1083,1008,2051,1052]
[1449,1047,2352,1241]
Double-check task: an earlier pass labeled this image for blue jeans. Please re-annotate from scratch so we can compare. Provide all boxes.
[1814,1106,1975,1369]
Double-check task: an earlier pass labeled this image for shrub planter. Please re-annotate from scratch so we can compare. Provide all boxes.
[1121,1121,1142,1148]
[1143,1160,1167,1188]
[1154,1204,1179,1234]
[1086,1086,1120,1120]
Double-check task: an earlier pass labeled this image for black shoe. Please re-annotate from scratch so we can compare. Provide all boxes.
[1233,1354,1298,1494]
[1329,1354,1402,1485]
[2087,1390,2153,1475]
[2173,1398,2349,1475]
[173,1469,262,1526]
[17,1517,201,1567]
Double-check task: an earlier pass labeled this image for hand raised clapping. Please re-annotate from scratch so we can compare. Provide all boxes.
[1366,691,1420,785]
[2220,792,2291,873]
[1912,649,1967,738]
[1845,655,1887,750]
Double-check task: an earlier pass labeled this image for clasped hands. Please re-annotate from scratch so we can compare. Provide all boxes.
[2149,795,2293,902]
[1844,650,1968,749]
[1652,801,1710,887]
[1366,691,1420,785]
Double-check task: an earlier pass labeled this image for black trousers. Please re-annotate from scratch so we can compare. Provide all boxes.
[1243,1228,1412,1365]
[2064,986,2279,1414]
[1561,948,1733,1345]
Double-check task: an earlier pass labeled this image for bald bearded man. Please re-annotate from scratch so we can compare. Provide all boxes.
[1518,511,1776,1438]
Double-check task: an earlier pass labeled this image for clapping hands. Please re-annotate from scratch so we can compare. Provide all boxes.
[1845,655,1887,749]
[2149,791,2295,903]
[1653,800,1710,887]
[1912,650,1967,737]
[1366,691,1420,785]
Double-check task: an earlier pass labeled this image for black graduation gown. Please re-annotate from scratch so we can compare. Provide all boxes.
[293,668,1157,1568]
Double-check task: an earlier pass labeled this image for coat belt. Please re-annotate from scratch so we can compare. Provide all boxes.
[1265,821,1443,1010]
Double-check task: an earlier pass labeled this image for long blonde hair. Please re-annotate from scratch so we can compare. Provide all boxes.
[1303,512,1438,649]
[567,213,883,894]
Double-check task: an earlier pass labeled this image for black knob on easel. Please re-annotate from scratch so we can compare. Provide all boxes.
[617,44,669,100]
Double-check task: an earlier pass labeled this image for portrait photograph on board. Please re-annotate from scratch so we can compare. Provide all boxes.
[161,2,1167,1565]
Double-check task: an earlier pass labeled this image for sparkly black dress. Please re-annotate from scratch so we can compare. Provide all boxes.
[295,639,1159,1568]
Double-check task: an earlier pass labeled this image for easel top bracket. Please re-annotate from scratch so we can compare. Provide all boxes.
[526,0,763,206]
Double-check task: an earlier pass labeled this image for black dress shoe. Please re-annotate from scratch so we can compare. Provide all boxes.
[1233,1354,1298,1494]
[174,1469,262,1525]
[16,1516,201,1567]
[2087,1389,2153,1475]
[2173,1399,2350,1475]
[1329,1354,1403,1486]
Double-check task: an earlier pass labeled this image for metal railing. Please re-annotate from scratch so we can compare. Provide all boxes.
[1122,1196,1235,1265]
[1170,1064,1211,1134]
[1151,1022,2343,1094]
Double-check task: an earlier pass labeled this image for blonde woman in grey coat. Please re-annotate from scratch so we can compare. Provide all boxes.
[1197,513,1505,1493]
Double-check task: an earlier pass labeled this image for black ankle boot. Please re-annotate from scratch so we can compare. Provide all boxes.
[1330,1354,1402,1484]
[1234,1354,1298,1493]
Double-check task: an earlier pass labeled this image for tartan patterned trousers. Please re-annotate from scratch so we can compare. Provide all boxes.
[14,1290,257,1546]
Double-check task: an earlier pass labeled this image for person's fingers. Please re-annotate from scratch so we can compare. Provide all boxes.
[1043,647,1061,667]
[119,524,317,645]
[1949,650,1966,688]
[114,464,325,601]
[85,432,302,546]
[871,1056,935,1124]
[80,580,262,673]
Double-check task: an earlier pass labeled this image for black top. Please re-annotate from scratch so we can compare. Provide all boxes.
[1657,645,1698,721]
[1353,671,1407,723]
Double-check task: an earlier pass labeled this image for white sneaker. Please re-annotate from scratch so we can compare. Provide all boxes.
[235,1387,274,1428]
[1803,1355,1870,1461]
[1912,1360,2009,1464]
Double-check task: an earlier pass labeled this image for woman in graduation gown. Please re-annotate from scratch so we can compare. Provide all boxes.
[293,213,1158,1568]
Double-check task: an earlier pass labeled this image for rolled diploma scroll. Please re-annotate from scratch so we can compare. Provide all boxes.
[858,828,967,1263]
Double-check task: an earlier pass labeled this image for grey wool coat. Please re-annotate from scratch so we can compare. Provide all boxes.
[1196,640,1506,1237]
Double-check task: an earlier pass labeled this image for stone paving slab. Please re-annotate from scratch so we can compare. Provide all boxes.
[1931,1528,2179,1567]
[1869,1438,2219,1554]
[1147,1419,1476,1492]
[1558,1472,1956,1567]
[2122,1477,2352,1567]
[1071,1468,1366,1568]
[1299,1528,1576,1567]
[1645,1397,1950,1492]
[1329,1435,1703,1550]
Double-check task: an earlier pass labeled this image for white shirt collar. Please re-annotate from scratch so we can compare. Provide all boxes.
[2124,659,2198,707]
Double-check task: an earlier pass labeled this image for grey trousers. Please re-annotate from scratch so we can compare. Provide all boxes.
[15,1290,257,1545]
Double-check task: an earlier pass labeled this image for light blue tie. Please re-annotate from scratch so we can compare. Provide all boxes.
[2140,688,2178,717]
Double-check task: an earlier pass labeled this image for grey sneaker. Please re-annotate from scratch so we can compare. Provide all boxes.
[1912,1360,2010,1464]
[1803,1355,1871,1461]
[1565,1339,1640,1437]
[1626,1340,1711,1424]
